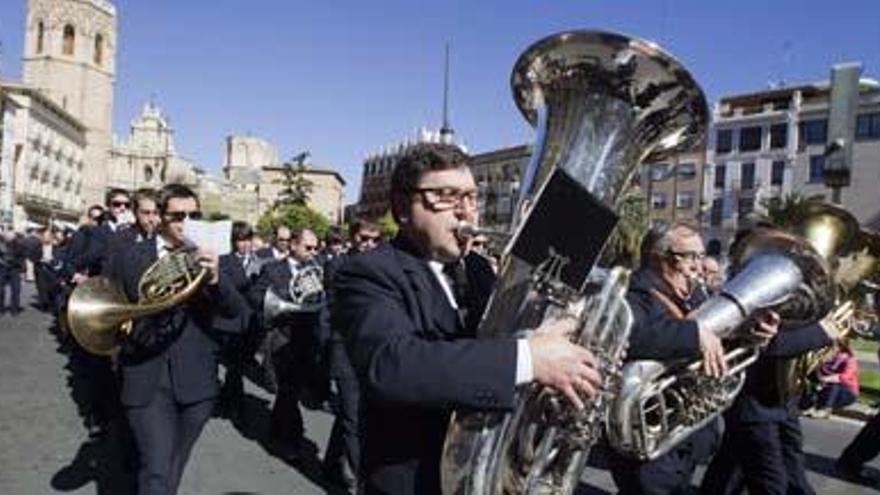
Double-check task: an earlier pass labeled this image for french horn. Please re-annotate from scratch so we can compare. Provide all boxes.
[441,30,707,494]
[66,248,208,356]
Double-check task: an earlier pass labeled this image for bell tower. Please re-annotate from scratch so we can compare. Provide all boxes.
[22,0,117,204]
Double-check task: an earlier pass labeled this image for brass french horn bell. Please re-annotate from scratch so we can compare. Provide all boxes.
[66,251,208,356]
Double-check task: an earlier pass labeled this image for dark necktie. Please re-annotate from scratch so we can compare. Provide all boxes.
[443,260,470,326]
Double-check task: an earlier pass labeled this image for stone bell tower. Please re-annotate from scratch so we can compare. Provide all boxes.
[21,0,117,204]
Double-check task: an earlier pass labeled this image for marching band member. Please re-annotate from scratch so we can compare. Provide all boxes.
[104,184,249,495]
[609,223,778,495]
[249,227,324,462]
[332,142,601,494]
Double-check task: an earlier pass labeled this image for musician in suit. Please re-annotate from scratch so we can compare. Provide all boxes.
[608,223,779,495]
[332,142,602,495]
[249,227,323,461]
[71,188,132,281]
[322,218,382,491]
[103,188,160,273]
[217,221,257,422]
[700,304,846,494]
[104,183,249,495]
[255,225,291,261]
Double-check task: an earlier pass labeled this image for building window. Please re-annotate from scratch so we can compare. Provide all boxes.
[739,126,762,152]
[800,119,827,145]
[770,123,787,148]
[676,191,695,209]
[714,164,726,188]
[716,129,733,154]
[651,192,667,210]
[772,100,790,111]
[809,155,825,183]
[741,162,756,190]
[710,198,723,226]
[738,197,755,218]
[36,21,45,54]
[94,33,104,65]
[856,113,880,141]
[677,162,697,180]
[144,165,153,182]
[650,163,669,181]
[62,25,76,56]
[771,160,785,186]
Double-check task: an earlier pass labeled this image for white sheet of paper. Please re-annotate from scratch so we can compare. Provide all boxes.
[183,219,232,256]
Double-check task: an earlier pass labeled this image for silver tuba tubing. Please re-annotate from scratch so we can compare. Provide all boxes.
[606,247,809,461]
[441,29,708,495]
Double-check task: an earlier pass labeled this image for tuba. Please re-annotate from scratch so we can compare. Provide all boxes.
[608,205,854,461]
[441,30,707,494]
[67,249,208,356]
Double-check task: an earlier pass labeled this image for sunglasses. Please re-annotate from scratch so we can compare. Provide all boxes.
[111,200,130,208]
[163,210,203,222]
[302,244,318,252]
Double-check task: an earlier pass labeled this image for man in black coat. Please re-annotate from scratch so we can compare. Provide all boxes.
[332,142,602,495]
[104,184,248,495]
[322,218,382,491]
[608,223,778,495]
[217,221,258,421]
[700,312,844,495]
[249,227,324,460]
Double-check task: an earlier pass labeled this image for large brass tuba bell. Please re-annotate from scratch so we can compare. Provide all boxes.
[66,251,208,356]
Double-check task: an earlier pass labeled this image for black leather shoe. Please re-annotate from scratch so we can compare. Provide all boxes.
[836,461,880,485]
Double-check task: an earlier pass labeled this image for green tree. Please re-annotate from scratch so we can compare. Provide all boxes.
[273,153,314,208]
[256,203,331,239]
[761,192,825,228]
[377,210,398,239]
[600,191,649,267]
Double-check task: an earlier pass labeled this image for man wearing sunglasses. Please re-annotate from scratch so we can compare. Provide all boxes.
[332,143,602,495]
[250,227,324,462]
[104,183,248,495]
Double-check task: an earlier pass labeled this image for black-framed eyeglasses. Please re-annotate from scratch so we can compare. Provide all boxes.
[276,237,292,243]
[413,187,478,211]
[163,210,203,222]
[667,250,706,262]
[110,200,130,208]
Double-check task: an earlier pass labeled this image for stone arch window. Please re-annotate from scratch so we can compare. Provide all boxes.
[36,21,45,54]
[144,165,154,182]
[62,24,75,56]
[94,33,104,65]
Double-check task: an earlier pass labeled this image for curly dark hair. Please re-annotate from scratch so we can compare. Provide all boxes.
[389,142,469,222]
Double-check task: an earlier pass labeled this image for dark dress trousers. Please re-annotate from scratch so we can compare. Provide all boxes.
[331,239,514,495]
[700,322,831,495]
[217,253,257,409]
[608,268,717,495]
[106,238,248,495]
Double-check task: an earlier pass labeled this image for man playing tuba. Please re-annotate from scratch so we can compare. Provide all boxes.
[608,222,779,494]
[332,143,603,495]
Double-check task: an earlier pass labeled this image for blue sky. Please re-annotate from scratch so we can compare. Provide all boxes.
[1,1,879,202]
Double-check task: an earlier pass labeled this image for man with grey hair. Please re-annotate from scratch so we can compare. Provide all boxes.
[609,221,778,494]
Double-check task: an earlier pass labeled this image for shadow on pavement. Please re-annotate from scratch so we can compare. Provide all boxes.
[805,451,880,491]
[224,392,346,494]
[50,421,136,494]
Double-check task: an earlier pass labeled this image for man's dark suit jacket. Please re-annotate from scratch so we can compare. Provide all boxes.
[331,238,514,495]
[625,267,702,360]
[217,253,255,332]
[105,238,248,407]
[728,322,832,422]
[248,258,320,332]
